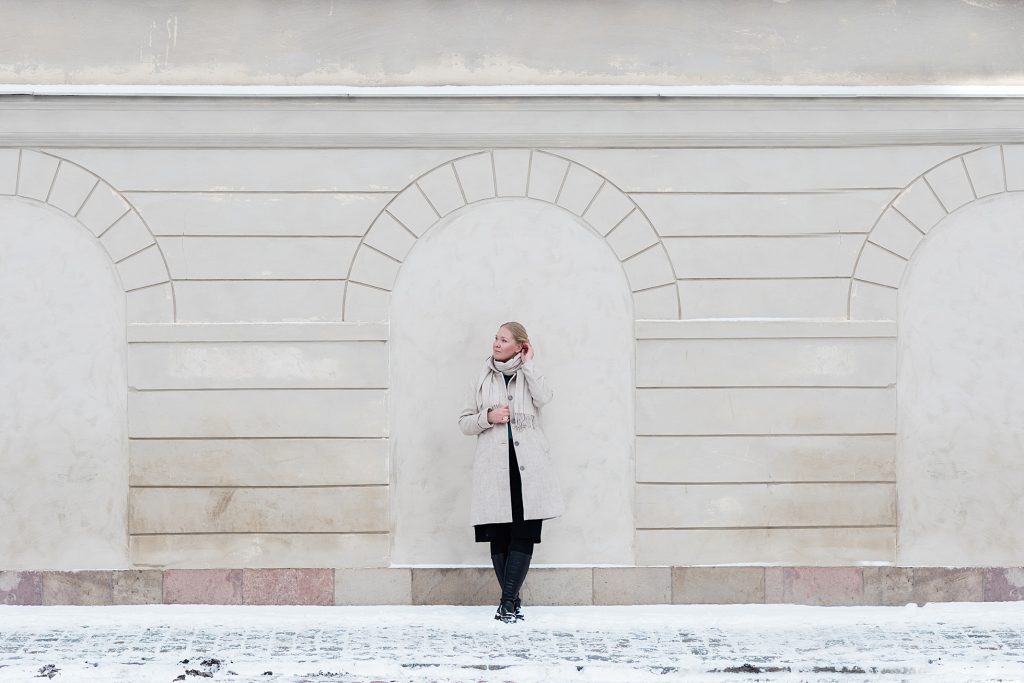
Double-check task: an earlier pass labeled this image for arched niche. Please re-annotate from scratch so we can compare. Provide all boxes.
[897,192,1024,565]
[389,198,636,565]
[343,149,679,322]
[0,198,129,568]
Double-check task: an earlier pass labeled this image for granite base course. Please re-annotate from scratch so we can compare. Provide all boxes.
[1,567,1022,606]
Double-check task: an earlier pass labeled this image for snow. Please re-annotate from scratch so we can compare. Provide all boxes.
[1,603,1022,682]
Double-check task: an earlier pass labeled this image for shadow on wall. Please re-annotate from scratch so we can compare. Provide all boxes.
[389,198,635,566]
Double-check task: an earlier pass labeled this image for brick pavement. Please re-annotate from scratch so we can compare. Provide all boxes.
[0,604,1022,681]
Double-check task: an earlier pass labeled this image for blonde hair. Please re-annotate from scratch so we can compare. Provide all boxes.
[500,321,529,346]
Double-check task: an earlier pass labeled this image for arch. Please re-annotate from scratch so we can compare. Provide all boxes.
[848,144,1022,320]
[2,148,175,323]
[895,192,1024,565]
[341,149,681,322]
[388,198,637,565]
[0,199,129,568]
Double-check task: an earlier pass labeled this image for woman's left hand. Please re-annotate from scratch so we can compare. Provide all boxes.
[521,342,534,362]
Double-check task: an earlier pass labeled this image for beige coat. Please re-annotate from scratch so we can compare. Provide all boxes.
[458,359,566,526]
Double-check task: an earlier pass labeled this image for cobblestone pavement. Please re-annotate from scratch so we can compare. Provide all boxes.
[0,604,1023,682]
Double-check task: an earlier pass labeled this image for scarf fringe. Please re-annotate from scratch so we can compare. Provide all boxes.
[488,406,537,430]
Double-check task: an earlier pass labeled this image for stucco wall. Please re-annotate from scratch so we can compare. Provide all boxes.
[1,95,1023,570]
[1,0,1023,86]
[0,199,128,569]
[390,199,635,566]
[898,192,1024,566]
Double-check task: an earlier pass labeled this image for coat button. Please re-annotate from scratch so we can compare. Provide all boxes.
[514,440,520,446]
[507,394,513,400]
[519,465,525,471]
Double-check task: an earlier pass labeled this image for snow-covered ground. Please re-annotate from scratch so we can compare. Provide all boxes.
[1,603,1022,682]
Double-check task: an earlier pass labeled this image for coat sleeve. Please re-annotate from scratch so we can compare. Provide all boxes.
[458,379,493,436]
[520,359,554,408]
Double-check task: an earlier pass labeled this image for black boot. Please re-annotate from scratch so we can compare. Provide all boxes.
[490,552,507,589]
[495,550,531,624]
[491,552,524,621]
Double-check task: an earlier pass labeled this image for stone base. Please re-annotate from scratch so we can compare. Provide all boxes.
[3,567,1024,606]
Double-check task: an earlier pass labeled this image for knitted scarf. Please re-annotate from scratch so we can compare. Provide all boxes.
[474,353,538,430]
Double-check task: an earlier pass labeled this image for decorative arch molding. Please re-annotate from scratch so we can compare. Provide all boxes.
[2,148,174,323]
[341,149,681,321]
[848,144,1021,320]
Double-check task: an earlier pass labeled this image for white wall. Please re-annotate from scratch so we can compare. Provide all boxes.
[2,0,1023,86]
[0,199,128,569]
[390,199,635,566]
[897,192,1024,566]
[3,99,1024,569]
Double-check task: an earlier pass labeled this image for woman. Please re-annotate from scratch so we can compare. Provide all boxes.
[458,322,565,623]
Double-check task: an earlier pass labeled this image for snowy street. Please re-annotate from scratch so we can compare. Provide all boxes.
[0,603,1022,682]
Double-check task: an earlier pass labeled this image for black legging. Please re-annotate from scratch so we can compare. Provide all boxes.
[490,538,534,557]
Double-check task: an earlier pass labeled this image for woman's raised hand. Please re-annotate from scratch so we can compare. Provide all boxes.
[521,342,534,362]
[487,406,511,424]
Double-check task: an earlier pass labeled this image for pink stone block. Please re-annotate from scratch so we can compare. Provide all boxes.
[242,569,334,606]
[984,568,1024,602]
[779,567,864,606]
[163,569,242,605]
[0,572,42,605]
[911,567,984,603]
[42,571,113,605]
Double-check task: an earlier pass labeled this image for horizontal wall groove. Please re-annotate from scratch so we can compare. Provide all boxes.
[636,525,898,531]
[129,484,389,489]
[636,432,898,438]
[629,189,905,195]
[127,339,386,345]
[636,336,897,341]
[636,480,897,486]
[127,531,390,536]
[635,320,897,340]
[660,233,872,239]
[166,277,351,282]
[155,235,369,239]
[675,276,852,282]
[128,436,389,441]
[127,322,388,343]
[121,189,398,195]
[126,340,386,344]
[128,386,386,392]
[13,134,1024,149]
[637,386,894,391]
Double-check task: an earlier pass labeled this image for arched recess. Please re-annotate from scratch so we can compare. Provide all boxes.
[1,149,175,322]
[342,149,680,322]
[379,150,650,566]
[0,198,129,568]
[897,192,1024,565]
[389,199,636,566]
[848,144,1018,320]
[844,144,1024,564]
[1,149,175,568]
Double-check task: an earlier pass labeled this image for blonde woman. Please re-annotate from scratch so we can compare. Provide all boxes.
[458,322,565,623]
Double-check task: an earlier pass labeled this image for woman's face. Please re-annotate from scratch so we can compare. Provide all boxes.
[492,326,523,361]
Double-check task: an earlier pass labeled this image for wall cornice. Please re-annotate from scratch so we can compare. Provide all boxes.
[4,93,1024,148]
[7,85,1024,98]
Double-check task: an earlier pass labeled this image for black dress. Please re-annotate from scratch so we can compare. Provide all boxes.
[473,373,543,544]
